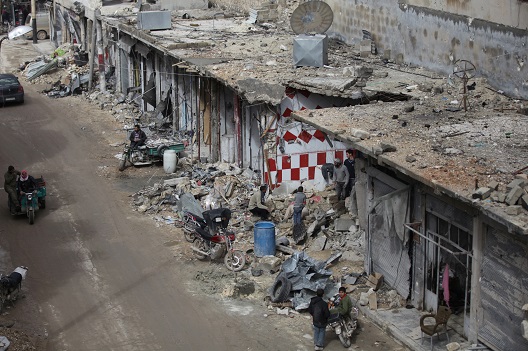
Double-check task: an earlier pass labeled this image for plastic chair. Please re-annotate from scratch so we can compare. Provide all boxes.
[420,305,451,350]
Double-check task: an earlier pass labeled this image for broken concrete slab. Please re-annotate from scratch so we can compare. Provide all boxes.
[446,342,461,351]
[472,187,492,200]
[487,180,499,190]
[507,178,527,191]
[506,206,523,216]
[163,176,190,186]
[521,194,528,211]
[506,186,524,205]
[335,218,355,232]
[368,290,378,310]
[308,236,327,251]
[236,78,285,105]
[258,255,282,270]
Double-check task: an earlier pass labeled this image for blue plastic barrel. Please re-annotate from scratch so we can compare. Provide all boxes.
[254,221,276,257]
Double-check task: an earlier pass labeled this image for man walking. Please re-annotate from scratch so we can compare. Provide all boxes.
[292,186,306,225]
[308,288,330,350]
[332,158,349,201]
[4,165,21,212]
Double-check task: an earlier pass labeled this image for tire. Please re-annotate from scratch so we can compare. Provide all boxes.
[338,328,352,348]
[29,210,35,225]
[183,227,196,243]
[36,30,47,40]
[39,199,46,209]
[224,250,246,272]
[270,275,292,303]
[192,240,209,260]
[157,145,168,157]
[118,158,126,171]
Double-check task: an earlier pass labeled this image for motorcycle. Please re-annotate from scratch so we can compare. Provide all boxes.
[8,176,46,225]
[191,208,246,272]
[328,295,359,348]
[178,210,207,243]
[118,142,184,171]
[0,266,28,313]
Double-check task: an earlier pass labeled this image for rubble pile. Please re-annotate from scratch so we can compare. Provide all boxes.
[472,176,528,215]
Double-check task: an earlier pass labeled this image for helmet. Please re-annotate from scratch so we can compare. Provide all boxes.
[334,158,342,166]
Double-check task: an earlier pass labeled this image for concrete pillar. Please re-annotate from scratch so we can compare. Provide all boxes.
[469,216,484,343]
[210,79,219,163]
[96,19,105,92]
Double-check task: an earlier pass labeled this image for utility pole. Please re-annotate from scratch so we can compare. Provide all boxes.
[31,0,36,43]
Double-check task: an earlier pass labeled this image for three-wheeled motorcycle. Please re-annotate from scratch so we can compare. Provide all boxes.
[8,176,46,225]
[118,142,185,171]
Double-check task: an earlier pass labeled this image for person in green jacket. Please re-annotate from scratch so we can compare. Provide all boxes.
[328,287,353,318]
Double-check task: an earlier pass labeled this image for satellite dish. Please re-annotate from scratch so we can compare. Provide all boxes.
[290,1,334,35]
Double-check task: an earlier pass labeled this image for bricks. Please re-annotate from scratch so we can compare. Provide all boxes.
[487,180,499,190]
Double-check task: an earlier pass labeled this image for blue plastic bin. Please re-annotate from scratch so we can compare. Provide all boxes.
[253,221,276,257]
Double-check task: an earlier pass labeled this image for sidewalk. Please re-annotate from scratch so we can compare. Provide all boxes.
[359,304,474,351]
[0,37,55,71]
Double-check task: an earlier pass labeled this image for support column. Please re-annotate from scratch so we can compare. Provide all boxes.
[96,19,105,92]
[234,94,241,167]
[469,216,483,343]
[210,79,219,162]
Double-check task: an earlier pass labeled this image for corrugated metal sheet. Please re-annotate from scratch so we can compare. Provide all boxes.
[479,226,528,351]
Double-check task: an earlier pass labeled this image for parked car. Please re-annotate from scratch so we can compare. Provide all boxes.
[24,12,50,40]
[0,74,24,104]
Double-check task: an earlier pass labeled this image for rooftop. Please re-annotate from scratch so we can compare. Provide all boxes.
[99,5,528,234]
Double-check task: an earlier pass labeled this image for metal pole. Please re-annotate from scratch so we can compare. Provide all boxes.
[31,0,36,43]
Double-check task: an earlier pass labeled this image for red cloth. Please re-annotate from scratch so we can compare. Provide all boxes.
[442,264,450,307]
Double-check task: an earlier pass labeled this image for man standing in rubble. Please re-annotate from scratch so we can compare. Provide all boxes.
[248,185,270,220]
[292,186,306,225]
[344,149,355,198]
[332,158,349,201]
[4,165,21,212]
[309,288,330,351]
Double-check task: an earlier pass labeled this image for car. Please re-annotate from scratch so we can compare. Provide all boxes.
[0,74,24,104]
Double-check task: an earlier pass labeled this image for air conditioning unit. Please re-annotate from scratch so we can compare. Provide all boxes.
[137,11,171,31]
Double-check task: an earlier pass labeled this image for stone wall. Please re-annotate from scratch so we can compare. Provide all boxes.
[325,0,528,99]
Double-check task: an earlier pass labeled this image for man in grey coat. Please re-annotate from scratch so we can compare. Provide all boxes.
[332,158,349,201]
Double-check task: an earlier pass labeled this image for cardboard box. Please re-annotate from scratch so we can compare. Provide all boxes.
[366,272,384,291]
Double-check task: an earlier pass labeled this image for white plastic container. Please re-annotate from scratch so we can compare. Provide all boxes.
[163,150,177,173]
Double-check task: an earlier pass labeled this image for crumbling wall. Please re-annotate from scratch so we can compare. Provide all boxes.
[326,0,528,99]
[479,225,528,350]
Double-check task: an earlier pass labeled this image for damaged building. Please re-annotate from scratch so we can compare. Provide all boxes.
[45,0,528,350]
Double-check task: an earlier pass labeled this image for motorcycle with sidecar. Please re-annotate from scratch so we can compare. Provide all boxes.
[118,142,185,171]
[8,176,46,225]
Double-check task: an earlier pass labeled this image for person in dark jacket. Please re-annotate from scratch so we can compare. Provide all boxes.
[308,288,330,350]
[129,124,147,149]
[4,165,21,212]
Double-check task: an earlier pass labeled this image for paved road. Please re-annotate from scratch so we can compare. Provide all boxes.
[0,39,408,351]
[0,40,299,351]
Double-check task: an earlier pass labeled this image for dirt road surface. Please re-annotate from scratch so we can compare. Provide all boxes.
[0,38,408,351]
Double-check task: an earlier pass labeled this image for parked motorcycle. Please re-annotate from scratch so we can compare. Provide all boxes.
[118,142,184,171]
[191,208,246,272]
[0,266,28,313]
[178,210,207,243]
[328,295,359,348]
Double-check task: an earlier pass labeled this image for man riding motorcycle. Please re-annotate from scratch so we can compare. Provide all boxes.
[17,170,37,201]
[328,286,353,320]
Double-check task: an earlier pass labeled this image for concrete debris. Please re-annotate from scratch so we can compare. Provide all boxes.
[446,342,461,351]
